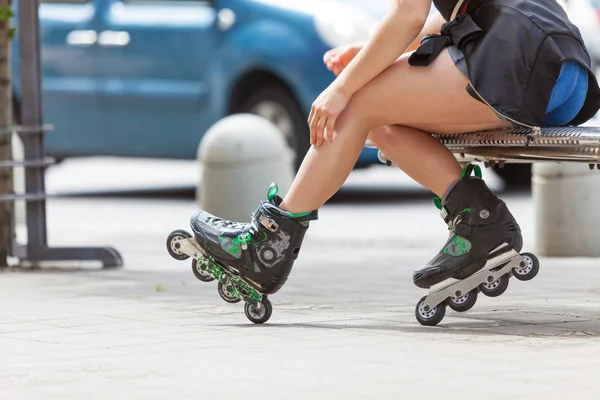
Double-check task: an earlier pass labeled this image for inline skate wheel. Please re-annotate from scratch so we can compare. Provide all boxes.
[447,289,478,312]
[479,274,509,297]
[218,280,241,304]
[191,258,215,282]
[166,229,192,261]
[513,252,539,282]
[244,297,272,324]
[415,296,446,326]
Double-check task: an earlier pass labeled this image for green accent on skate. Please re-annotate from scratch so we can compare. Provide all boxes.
[443,235,472,256]
[196,256,226,281]
[288,211,313,218]
[267,183,278,202]
[229,274,263,304]
[463,207,473,224]
[433,197,442,210]
[195,255,263,305]
[461,164,482,179]
[220,237,242,259]
[238,232,252,249]
[220,231,258,258]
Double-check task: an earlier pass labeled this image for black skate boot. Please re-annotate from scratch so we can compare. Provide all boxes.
[413,164,523,289]
[190,183,317,294]
[167,183,319,323]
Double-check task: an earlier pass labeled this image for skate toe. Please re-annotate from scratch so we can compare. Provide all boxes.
[413,267,445,289]
[189,211,216,248]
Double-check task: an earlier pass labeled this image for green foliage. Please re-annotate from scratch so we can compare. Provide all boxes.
[0,5,15,40]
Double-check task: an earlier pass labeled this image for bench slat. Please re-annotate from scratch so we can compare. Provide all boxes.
[365,126,600,165]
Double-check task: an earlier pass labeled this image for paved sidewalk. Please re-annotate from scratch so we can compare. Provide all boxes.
[2,189,600,399]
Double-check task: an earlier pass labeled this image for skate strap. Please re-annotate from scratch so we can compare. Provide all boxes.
[257,211,280,233]
[288,209,319,222]
[434,163,482,211]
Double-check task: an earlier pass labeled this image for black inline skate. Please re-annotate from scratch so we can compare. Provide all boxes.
[166,183,318,324]
[413,164,540,326]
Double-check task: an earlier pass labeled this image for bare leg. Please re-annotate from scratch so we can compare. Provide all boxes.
[368,125,462,197]
[280,49,511,213]
[281,108,371,213]
[367,119,509,197]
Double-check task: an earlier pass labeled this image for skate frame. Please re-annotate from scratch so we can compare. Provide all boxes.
[421,250,522,311]
[174,237,266,308]
[176,238,207,260]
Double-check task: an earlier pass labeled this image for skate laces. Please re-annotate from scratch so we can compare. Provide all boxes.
[447,214,463,232]
[205,216,259,250]
[207,217,249,231]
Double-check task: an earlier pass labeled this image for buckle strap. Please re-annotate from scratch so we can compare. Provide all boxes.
[258,213,279,233]
[408,14,483,67]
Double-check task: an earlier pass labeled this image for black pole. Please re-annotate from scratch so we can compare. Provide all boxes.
[18,0,46,252]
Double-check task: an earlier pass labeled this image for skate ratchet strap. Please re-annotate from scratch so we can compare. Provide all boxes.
[257,212,279,233]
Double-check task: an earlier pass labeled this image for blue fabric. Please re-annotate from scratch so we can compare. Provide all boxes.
[543,61,589,126]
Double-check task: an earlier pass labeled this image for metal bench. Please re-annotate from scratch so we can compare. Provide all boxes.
[366,126,600,169]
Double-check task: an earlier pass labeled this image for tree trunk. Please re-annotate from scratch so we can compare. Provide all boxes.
[0,0,14,267]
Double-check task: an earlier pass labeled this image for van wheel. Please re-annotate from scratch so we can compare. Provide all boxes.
[240,83,310,172]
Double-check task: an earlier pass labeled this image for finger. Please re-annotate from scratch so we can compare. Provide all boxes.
[316,113,327,147]
[310,109,320,146]
[325,117,336,143]
[308,106,316,145]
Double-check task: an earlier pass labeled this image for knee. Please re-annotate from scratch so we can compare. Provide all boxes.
[367,126,394,148]
[336,87,380,132]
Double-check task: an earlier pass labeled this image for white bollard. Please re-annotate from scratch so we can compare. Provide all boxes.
[197,114,295,222]
[532,163,600,256]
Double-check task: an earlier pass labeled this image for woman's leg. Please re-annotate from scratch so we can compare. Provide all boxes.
[368,125,463,197]
[280,49,511,214]
[366,121,508,197]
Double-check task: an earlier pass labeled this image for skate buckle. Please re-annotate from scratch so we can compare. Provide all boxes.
[440,207,449,221]
[258,214,279,232]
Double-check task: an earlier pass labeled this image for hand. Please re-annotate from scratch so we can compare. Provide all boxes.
[308,83,350,147]
[323,43,363,76]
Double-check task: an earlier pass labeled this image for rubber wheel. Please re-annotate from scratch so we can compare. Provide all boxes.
[513,252,540,281]
[191,258,215,282]
[239,83,310,172]
[218,280,241,304]
[479,274,509,297]
[166,229,192,261]
[415,296,446,326]
[447,289,478,312]
[244,297,272,324]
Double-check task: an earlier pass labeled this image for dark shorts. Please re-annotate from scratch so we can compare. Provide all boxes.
[448,45,589,127]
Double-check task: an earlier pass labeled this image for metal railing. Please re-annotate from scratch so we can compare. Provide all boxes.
[0,0,122,268]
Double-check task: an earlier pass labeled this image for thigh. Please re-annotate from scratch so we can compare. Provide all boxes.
[348,49,513,135]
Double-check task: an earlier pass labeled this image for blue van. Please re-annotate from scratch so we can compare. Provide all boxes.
[11,0,394,171]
